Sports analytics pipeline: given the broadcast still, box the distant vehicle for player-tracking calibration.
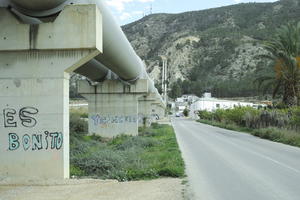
[175,113,181,117]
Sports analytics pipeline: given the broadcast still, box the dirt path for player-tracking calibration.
[0,178,183,200]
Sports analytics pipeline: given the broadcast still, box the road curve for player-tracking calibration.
[172,118,300,200]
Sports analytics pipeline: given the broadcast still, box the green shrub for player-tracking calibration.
[70,165,85,176]
[72,149,126,178]
[70,112,88,136]
[252,128,300,147]
[199,107,296,130]
[199,112,300,148]
[243,110,260,129]
[151,122,163,129]
[70,124,185,181]
[213,109,227,122]
[70,136,92,156]
[290,107,300,130]
[252,128,283,141]
[183,108,189,117]
[115,137,160,151]
[223,107,251,126]
[198,110,213,120]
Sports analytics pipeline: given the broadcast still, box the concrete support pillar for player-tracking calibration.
[78,79,148,138]
[152,102,165,120]
[151,103,165,122]
[0,5,102,180]
[138,94,156,127]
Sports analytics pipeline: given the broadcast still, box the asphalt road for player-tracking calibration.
[172,118,300,200]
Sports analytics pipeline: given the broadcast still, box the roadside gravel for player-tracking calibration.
[0,178,183,200]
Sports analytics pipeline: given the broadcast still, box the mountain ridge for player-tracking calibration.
[122,0,300,98]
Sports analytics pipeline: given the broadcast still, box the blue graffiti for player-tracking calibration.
[91,114,140,126]
[32,134,43,151]
[7,132,63,151]
[50,132,63,150]
[8,133,20,151]
[22,134,31,151]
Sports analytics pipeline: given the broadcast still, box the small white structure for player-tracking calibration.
[176,97,185,103]
[203,93,212,98]
[189,93,254,119]
[178,105,186,112]
[176,94,199,104]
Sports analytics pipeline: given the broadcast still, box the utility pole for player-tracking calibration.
[160,56,168,107]
[164,59,168,106]
[161,58,165,94]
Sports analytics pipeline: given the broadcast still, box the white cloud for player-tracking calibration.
[138,0,154,2]
[119,10,145,21]
[105,0,155,23]
[106,0,133,12]
[106,0,155,12]
[233,0,277,2]
[120,12,132,20]
[132,11,144,15]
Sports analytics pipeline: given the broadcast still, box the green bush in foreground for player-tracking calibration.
[70,123,185,181]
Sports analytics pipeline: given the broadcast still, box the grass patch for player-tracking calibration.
[198,119,300,148]
[70,123,185,181]
[70,107,88,118]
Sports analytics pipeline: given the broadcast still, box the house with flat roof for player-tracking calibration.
[189,93,254,119]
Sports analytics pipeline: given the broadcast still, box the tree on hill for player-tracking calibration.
[257,22,300,107]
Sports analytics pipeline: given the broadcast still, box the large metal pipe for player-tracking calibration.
[0,0,67,17]
[1,0,164,100]
[2,0,142,82]
[75,59,109,82]
[93,0,142,81]
[10,0,66,11]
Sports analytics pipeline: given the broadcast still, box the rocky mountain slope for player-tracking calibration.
[122,0,300,98]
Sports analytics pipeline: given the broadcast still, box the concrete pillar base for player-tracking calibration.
[151,103,166,122]
[0,5,102,180]
[138,94,156,127]
[78,80,148,138]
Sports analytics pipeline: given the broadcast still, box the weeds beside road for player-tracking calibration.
[197,106,300,148]
[69,112,185,181]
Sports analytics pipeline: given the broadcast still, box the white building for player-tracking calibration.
[176,94,199,104]
[176,97,185,103]
[175,94,199,116]
[178,105,186,112]
[189,93,254,119]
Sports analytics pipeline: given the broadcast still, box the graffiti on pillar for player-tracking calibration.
[3,107,38,128]
[2,106,63,151]
[3,109,17,128]
[152,114,160,120]
[91,114,143,128]
[19,107,38,128]
[8,132,63,151]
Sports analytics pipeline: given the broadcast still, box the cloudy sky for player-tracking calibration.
[104,0,278,25]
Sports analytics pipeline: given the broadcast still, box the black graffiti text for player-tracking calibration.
[3,107,38,128]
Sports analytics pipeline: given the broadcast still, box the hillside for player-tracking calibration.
[122,0,300,98]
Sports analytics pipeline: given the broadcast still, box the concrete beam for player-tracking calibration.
[78,79,148,138]
[0,5,102,180]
